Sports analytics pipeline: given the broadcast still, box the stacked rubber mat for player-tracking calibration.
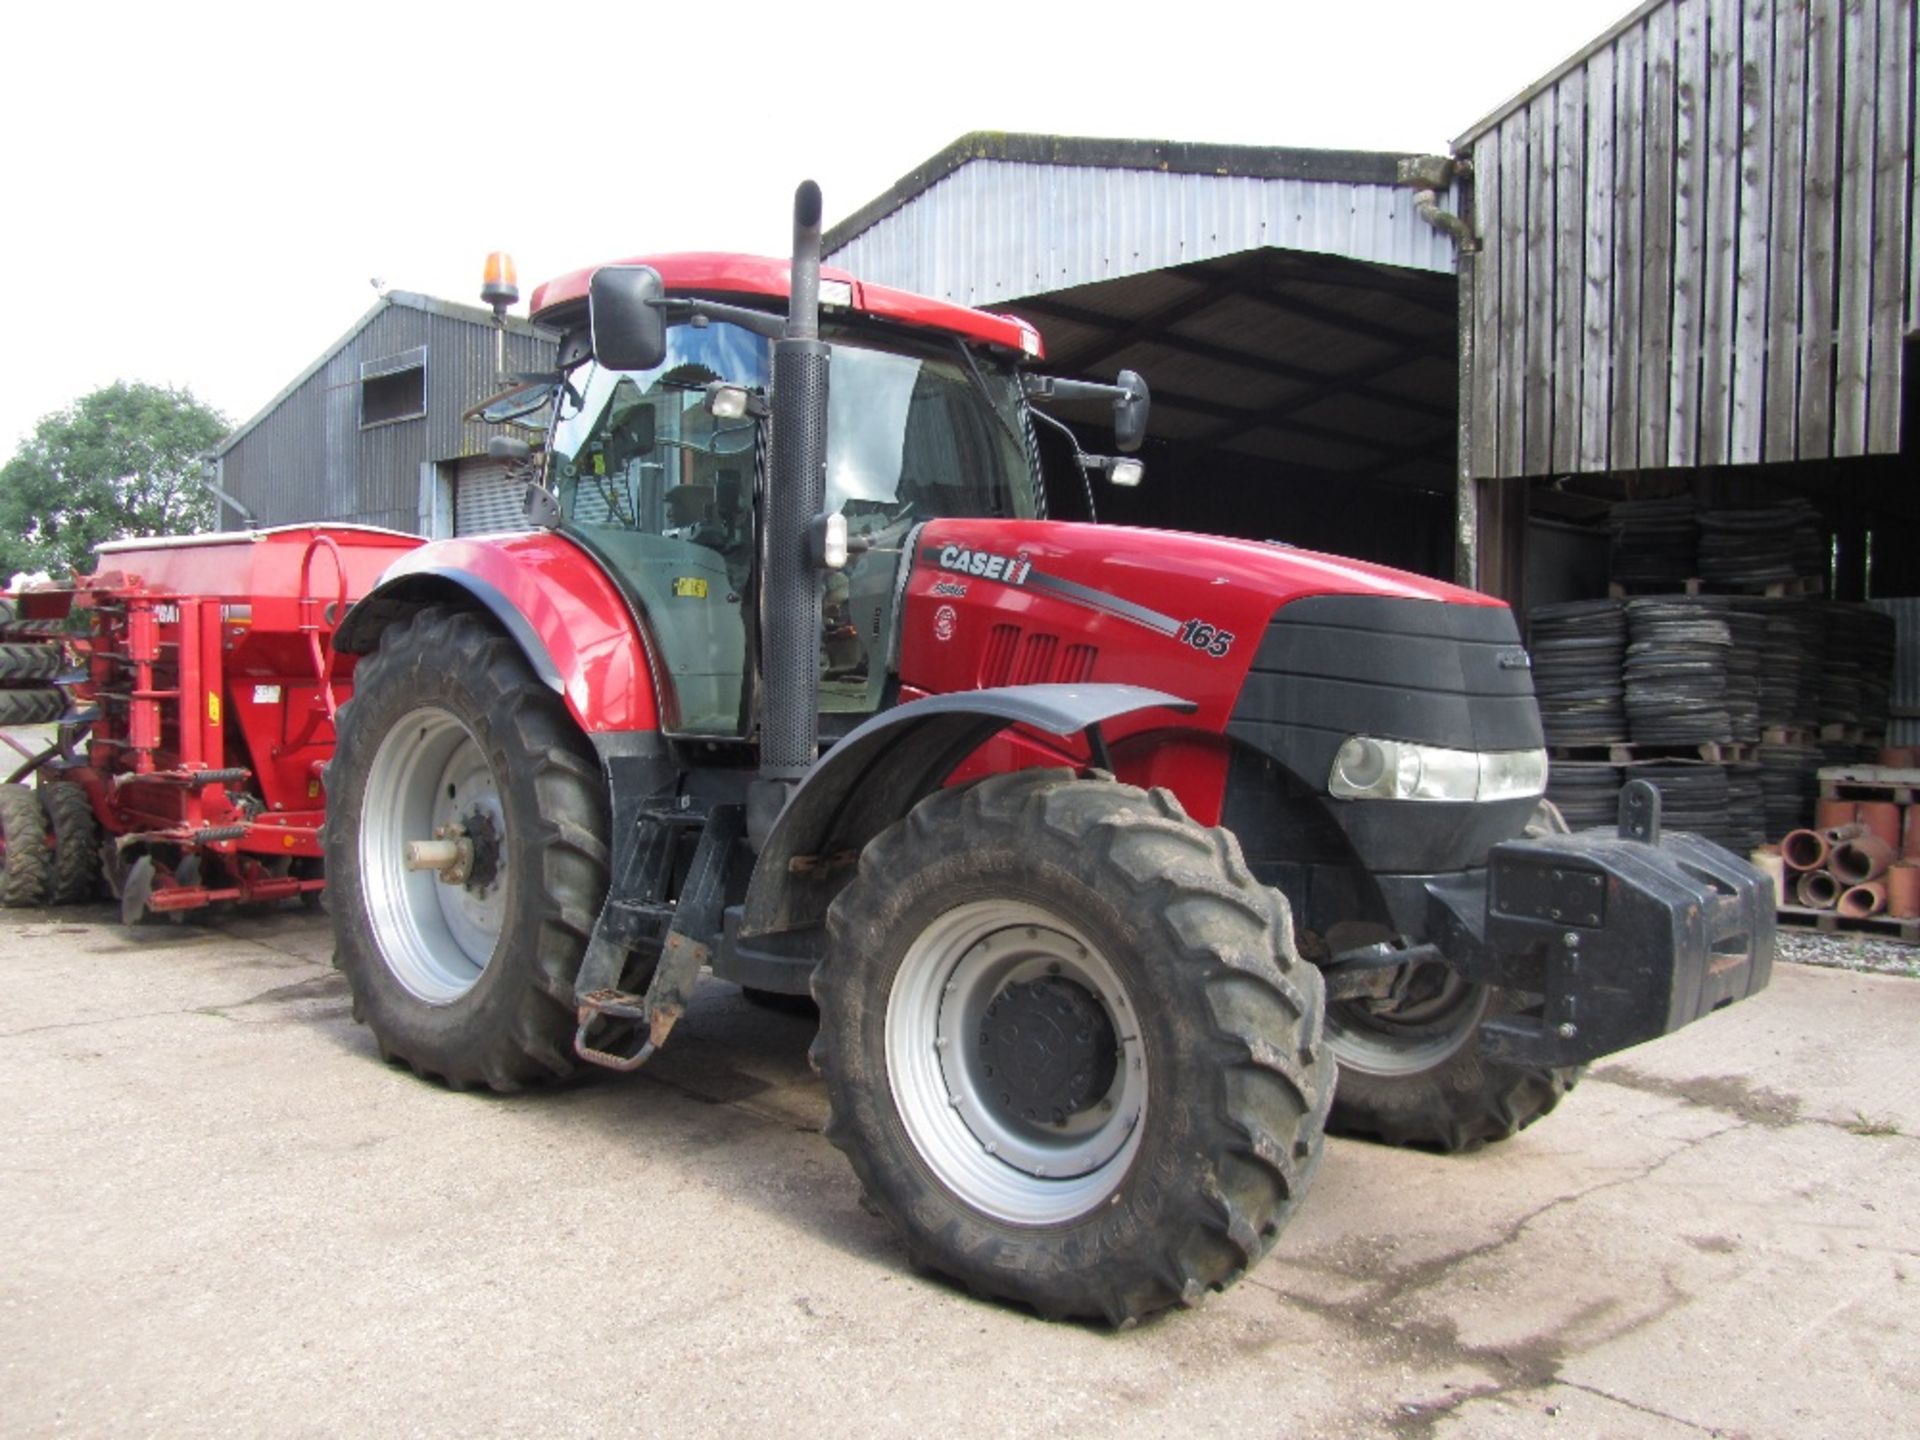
[1757,737,1823,840]
[1609,498,1698,589]
[1725,763,1769,854]
[1696,499,1824,588]
[1634,764,1733,847]
[1527,599,1628,746]
[1623,598,1734,745]
[1530,493,1897,851]
[1543,761,1624,829]
[1820,603,1896,735]
[1756,599,1822,732]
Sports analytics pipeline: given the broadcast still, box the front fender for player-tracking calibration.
[739,683,1195,937]
[334,533,659,733]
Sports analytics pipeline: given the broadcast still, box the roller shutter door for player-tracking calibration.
[453,458,525,536]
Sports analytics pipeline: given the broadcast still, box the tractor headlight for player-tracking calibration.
[1328,737,1547,803]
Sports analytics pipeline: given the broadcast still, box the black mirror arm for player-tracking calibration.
[1023,374,1123,405]
[651,296,789,343]
[1021,369,1150,453]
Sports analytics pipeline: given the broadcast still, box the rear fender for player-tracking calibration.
[739,683,1195,937]
[333,533,659,732]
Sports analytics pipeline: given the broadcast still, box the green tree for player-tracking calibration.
[0,382,229,579]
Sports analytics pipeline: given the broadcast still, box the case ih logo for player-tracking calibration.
[936,545,1031,585]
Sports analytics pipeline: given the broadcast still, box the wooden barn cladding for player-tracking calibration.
[1457,0,1917,480]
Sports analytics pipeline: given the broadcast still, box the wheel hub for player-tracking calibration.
[977,976,1118,1126]
[890,908,1147,1222]
[360,705,508,1006]
[460,806,501,893]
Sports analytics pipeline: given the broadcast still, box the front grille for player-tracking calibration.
[1226,594,1543,875]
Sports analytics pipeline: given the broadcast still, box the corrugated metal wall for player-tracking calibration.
[1460,0,1917,481]
[1871,595,1920,743]
[826,159,1459,305]
[220,298,553,531]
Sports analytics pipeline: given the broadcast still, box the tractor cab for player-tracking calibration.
[510,259,1067,748]
[535,309,1039,734]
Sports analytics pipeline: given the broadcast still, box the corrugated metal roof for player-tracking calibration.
[825,148,1458,307]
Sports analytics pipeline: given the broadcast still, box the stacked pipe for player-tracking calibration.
[1782,804,1920,920]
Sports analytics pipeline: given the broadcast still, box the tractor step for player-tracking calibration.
[573,988,660,1072]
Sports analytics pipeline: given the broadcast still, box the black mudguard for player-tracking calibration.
[736,683,1194,939]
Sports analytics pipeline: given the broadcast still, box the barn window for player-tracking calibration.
[360,347,427,427]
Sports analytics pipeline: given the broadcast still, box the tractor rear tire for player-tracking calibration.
[0,643,62,683]
[0,782,52,907]
[327,607,610,1092]
[0,688,65,727]
[813,768,1333,1325]
[39,782,99,905]
[1326,982,1581,1153]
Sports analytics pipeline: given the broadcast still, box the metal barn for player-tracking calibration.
[211,292,554,538]
[828,0,1917,606]
[825,134,1472,579]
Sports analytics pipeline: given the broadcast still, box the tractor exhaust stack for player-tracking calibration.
[760,181,830,786]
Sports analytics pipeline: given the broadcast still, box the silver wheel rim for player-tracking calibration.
[359,705,508,1005]
[886,899,1146,1226]
[1325,970,1490,1076]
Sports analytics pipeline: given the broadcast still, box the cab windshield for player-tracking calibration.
[547,320,1037,538]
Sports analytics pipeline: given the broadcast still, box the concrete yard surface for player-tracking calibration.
[2,908,1915,1439]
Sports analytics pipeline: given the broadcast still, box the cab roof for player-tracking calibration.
[528,252,1043,360]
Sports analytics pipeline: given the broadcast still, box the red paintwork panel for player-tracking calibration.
[372,531,658,733]
[940,726,1234,826]
[528,252,1042,358]
[901,520,1506,823]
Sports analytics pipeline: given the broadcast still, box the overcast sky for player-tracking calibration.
[0,0,1633,454]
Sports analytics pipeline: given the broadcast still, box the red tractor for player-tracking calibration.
[326,185,1772,1323]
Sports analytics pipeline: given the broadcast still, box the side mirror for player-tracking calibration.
[589,265,667,372]
[1112,369,1150,453]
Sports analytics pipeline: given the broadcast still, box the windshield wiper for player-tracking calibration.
[951,338,1028,463]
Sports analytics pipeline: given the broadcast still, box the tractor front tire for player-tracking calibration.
[327,607,609,1092]
[1326,981,1581,1153]
[813,769,1333,1325]
[0,783,52,907]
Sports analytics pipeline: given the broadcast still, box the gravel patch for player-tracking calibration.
[1775,926,1920,979]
